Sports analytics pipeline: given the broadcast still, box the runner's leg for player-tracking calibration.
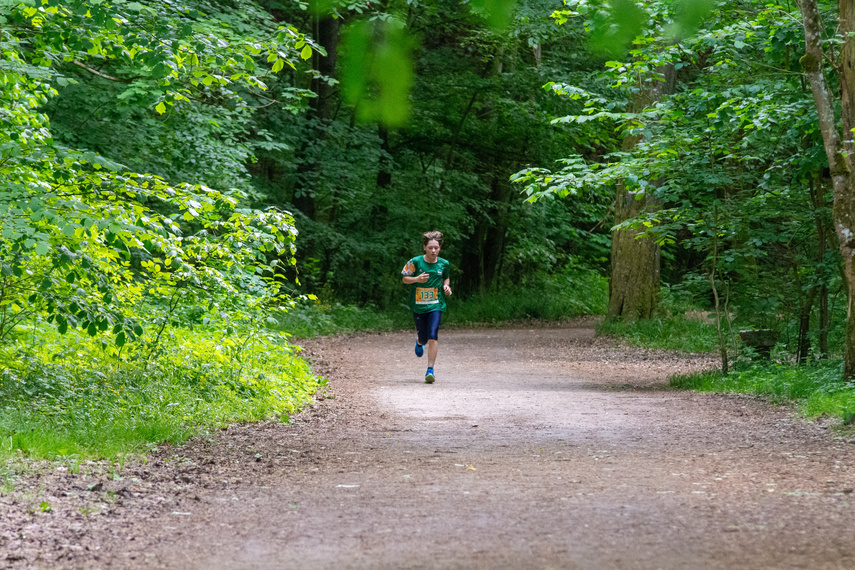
[426,311,442,368]
[414,313,429,347]
[427,340,438,367]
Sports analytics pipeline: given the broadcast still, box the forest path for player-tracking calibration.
[138,323,855,569]
[22,324,855,569]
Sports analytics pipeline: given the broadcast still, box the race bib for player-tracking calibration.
[415,287,439,305]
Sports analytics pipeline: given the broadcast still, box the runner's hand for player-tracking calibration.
[443,284,452,296]
[417,272,429,283]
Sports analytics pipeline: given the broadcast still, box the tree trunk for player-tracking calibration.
[293,15,340,220]
[819,283,830,358]
[608,65,675,321]
[800,0,855,378]
[377,124,392,189]
[311,16,339,122]
[457,167,513,296]
[482,167,512,291]
[797,288,817,363]
[457,47,509,296]
[458,222,487,296]
[809,175,832,358]
[608,190,661,320]
[709,203,728,374]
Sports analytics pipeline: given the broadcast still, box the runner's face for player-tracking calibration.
[423,239,441,261]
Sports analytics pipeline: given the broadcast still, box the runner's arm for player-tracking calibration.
[403,273,429,284]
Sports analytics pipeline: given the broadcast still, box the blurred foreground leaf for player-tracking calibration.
[667,0,715,40]
[469,0,519,30]
[589,0,648,57]
[340,18,415,127]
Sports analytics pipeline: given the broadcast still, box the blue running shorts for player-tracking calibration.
[414,310,442,345]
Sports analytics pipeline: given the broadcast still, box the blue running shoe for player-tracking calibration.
[415,342,424,357]
[425,367,435,384]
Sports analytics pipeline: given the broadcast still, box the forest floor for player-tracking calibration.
[4,320,855,569]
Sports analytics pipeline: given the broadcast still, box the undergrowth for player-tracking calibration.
[276,301,409,337]
[277,268,609,338]
[447,270,607,325]
[0,325,324,460]
[670,361,855,422]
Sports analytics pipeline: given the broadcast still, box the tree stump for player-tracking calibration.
[739,329,780,360]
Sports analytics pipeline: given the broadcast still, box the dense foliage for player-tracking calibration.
[516,0,847,368]
[0,0,326,457]
[5,0,855,455]
[245,0,615,305]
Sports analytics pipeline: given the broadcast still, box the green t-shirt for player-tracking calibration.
[401,255,450,313]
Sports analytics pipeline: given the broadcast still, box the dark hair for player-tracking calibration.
[422,231,444,247]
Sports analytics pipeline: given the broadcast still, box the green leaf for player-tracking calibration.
[589,0,648,57]
[155,102,167,114]
[341,19,415,127]
[667,0,715,40]
[300,44,312,60]
[468,0,518,31]
[115,331,126,347]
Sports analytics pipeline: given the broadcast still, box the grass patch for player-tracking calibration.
[670,361,855,421]
[0,325,325,460]
[597,314,719,353]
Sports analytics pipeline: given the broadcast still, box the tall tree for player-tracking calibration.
[608,65,675,320]
[799,0,855,378]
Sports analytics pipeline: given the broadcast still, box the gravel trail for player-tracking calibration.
[3,323,855,569]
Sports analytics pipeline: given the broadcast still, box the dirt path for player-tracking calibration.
[4,323,855,569]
